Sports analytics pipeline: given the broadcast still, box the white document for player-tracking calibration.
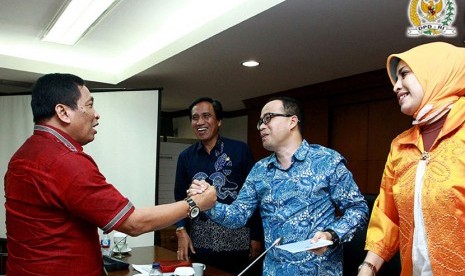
[276,239,333,253]
[132,264,175,276]
[132,264,151,274]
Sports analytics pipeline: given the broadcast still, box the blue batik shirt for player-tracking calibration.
[206,140,368,275]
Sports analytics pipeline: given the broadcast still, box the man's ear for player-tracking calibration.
[289,115,299,130]
[55,104,71,123]
[218,119,222,128]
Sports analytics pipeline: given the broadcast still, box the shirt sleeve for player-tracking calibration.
[365,147,400,261]
[325,153,369,244]
[207,165,260,229]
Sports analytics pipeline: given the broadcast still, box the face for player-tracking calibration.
[67,85,100,145]
[258,100,293,151]
[191,101,221,144]
[393,60,424,116]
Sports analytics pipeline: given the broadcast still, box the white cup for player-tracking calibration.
[192,263,206,276]
[174,266,195,276]
[113,231,128,252]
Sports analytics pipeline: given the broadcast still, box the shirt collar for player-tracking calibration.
[34,124,83,152]
[266,139,308,169]
[195,135,224,153]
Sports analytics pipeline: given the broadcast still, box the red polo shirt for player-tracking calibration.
[5,124,135,275]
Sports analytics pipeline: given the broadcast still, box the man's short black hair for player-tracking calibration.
[265,96,303,133]
[31,73,85,123]
[188,97,224,121]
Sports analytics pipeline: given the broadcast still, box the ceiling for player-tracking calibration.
[1,0,463,112]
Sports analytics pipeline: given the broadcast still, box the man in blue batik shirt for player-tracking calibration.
[174,97,263,275]
[190,96,369,275]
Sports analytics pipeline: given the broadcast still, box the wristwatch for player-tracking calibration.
[324,229,340,247]
[185,197,200,219]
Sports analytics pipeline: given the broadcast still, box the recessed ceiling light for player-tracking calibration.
[242,60,260,67]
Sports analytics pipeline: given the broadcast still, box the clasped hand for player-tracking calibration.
[189,180,216,211]
[187,179,210,197]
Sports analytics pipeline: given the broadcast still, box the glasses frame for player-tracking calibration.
[256,113,293,130]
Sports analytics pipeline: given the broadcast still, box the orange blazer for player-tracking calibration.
[366,97,465,275]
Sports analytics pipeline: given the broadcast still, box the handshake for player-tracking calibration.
[187,180,217,211]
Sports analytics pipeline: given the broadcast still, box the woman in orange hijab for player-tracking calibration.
[358,42,465,276]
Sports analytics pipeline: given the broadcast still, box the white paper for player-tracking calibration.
[132,264,176,276]
[276,239,333,253]
[132,264,151,275]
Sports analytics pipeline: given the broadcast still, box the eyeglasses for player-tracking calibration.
[256,113,293,130]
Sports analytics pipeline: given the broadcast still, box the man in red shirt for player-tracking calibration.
[4,73,217,275]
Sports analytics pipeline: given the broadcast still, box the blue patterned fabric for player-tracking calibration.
[207,140,368,275]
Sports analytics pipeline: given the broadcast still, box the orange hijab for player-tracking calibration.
[386,42,465,125]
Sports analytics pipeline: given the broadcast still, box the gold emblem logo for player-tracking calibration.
[407,0,457,37]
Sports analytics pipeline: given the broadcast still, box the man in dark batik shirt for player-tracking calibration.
[174,97,263,275]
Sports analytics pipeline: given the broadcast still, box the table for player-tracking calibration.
[107,246,234,276]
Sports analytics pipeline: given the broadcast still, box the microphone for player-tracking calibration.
[237,237,282,276]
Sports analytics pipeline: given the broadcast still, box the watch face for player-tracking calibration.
[190,206,200,218]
